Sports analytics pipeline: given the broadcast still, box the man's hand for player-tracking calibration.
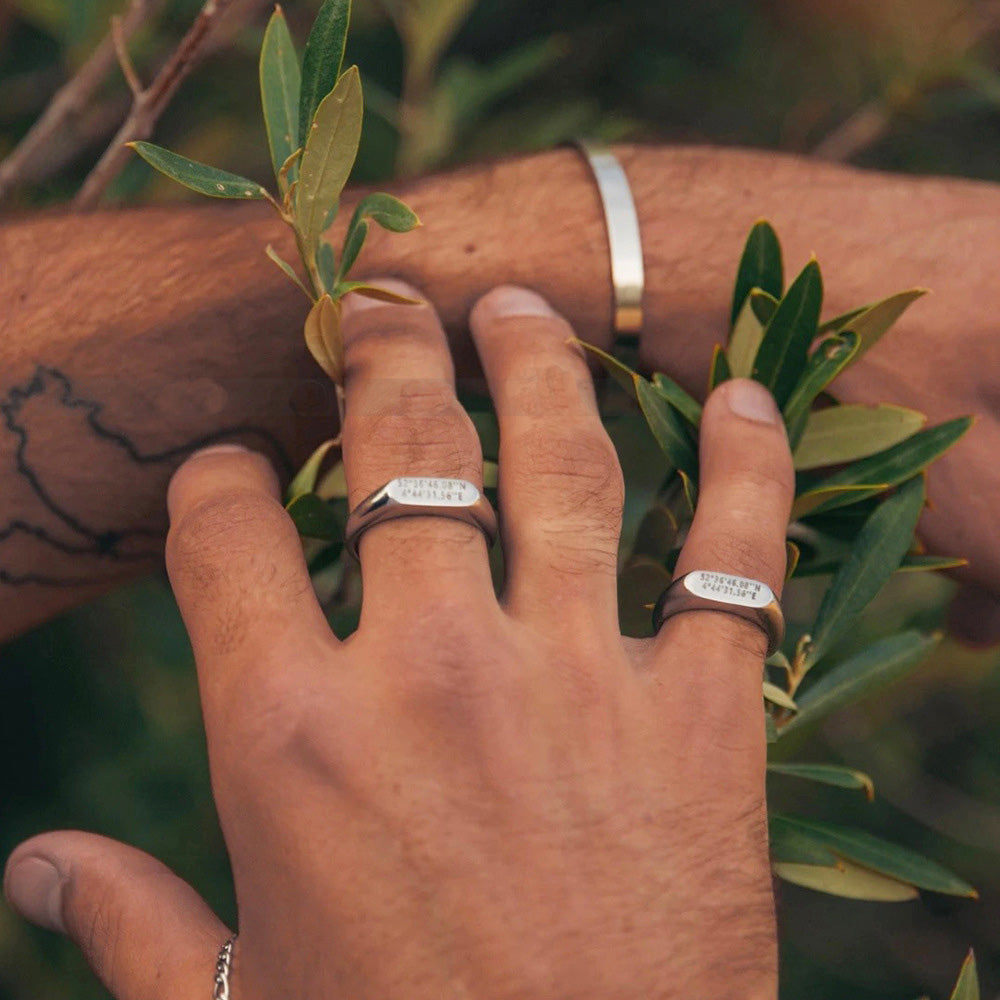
[4,285,792,999]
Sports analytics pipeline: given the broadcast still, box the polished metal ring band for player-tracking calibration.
[574,140,645,347]
[345,477,498,561]
[652,570,785,657]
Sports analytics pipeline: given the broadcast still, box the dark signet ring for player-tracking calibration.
[652,570,785,657]
[344,477,498,561]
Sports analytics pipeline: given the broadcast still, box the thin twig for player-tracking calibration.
[74,0,252,211]
[112,14,145,96]
[0,0,163,202]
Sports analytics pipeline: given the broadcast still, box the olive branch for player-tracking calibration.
[126,2,982,992]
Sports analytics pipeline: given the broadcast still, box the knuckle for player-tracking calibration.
[345,388,480,503]
[167,490,291,584]
[513,424,624,508]
[506,360,594,419]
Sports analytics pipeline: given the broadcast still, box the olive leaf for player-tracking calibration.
[265,244,312,300]
[651,372,702,427]
[708,344,731,391]
[782,331,860,450]
[818,288,928,359]
[781,630,940,736]
[800,417,973,514]
[286,438,339,502]
[752,258,823,408]
[949,951,980,1000]
[767,762,874,800]
[803,475,926,670]
[772,859,919,902]
[127,142,269,199]
[790,483,886,521]
[335,282,423,304]
[336,217,368,282]
[763,681,797,711]
[347,192,421,234]
[298,0,351,147]
[297,65,364,257]
[303,293,343,381]
[770,814,976,898]
[727,289,778,378]
[285,492,342,541]
[316,240,337,294]
[792,404,926,471]
[260,6,302,185]
[731,219,783,326]
[634,377,698,478]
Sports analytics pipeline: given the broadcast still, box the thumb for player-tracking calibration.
[4,830,231,1000]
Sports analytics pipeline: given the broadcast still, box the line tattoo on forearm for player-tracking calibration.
[1,366,290,587]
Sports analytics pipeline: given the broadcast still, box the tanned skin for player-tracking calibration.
[1,144,998,640]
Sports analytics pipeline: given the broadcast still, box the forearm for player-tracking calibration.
[1,144,997,640]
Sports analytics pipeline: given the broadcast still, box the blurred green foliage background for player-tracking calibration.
[2,0,1000,997]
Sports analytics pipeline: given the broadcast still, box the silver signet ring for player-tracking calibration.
[344,477,498,561]
[652,570,785,657]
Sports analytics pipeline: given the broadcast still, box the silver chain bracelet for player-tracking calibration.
[213,935,236,1000]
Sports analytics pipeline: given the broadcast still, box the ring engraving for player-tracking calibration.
[385,477,481,507]
[683,570,775,609]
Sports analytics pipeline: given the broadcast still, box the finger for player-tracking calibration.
[4,831,229,1000]
[339,279,495,620]
[166,444,333,699]
[657,379,793,665]
[469,286,623,632]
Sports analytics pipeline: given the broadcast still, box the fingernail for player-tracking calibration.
[470,286,557,328]
[5,856,66,933]
[184,443,252,462]
[340,278,423,319]
[725,378,781,425]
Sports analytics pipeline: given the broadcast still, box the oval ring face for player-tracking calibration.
[683,570,775,608]
[385,478,481,507]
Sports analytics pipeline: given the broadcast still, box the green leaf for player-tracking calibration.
[727,295,764,381]
[752,259,823,408]
[265,244,312,300]
[575,339,640,397]
[347,191,421,234]
[770,814,977,897]
[336,218,368,282]
[731,220,783,326]
[781,631,939,736]
[804,475,926,669]
[708,344,731,391]
[285,492,341,540]
[782,332,860,450]
[785,539,801,580]
[286,439,339,502]
[767,762,874,799]
[793,404,927,471]
[818,288,927,360]
[260,6,302,185]
[679,469,698,513]
[801,417,973,513]
[298,0,351,147]
[898,553,968,573]
[773,860,919,902]
[316,240,337,295]
[635,377,698,478]
[651,372,702,427]
[765,712,778,744]
[335,281,422,305]
[127,143,268,200]
[297,65,363,256]
[949,951,980,1000]
[762,681,797,711]
[791,483,886,521]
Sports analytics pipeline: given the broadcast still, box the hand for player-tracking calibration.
[4,283,794,1000]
